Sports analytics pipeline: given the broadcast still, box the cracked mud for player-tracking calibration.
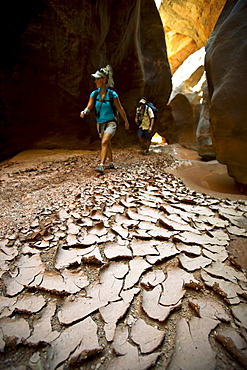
[0,145,247,370]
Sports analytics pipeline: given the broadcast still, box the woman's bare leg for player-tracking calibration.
[100,132,113,164]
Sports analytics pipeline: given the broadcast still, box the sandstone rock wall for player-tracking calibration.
[159,0,227,73]
[0,0,172,161]
[205,0,247,186]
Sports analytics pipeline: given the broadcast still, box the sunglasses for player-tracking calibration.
[99,68,109,77]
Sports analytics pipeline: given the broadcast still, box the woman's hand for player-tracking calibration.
[80,97,94,118]
[125,122,130,130]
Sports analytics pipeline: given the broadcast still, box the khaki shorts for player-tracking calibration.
[97,121,117,139]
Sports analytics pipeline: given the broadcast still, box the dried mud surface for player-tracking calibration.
[0,144,247,370]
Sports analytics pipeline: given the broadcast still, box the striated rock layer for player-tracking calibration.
[205,0,247,187]
[159,0,226,73]
[0,0,171,161]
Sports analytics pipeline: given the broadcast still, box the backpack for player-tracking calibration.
[92,89,119,124]
[146,102,158,122]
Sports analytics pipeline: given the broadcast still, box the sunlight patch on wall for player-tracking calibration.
[155,0,162,9]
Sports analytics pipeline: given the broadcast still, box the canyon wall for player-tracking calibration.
[205,0,247,187]
[0,0,171,160]
[159,0,226,73]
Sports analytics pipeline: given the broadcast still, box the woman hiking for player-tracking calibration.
[80,65,129,174]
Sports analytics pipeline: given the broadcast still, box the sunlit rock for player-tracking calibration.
[159,0,226,72]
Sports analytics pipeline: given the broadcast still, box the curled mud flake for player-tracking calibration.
[111,224,129,239]
[148,228,176,240]
[104,241,132,259]
[130,318,165,353]
[142,284,181,322]
[174,231,228,246]
[179,254,212,272]
[204,260,247,284]
[159,266,201,307]
[66,233,78,246]
[130,239,159,257]
[115,213,139,227]
[138,205,163,220]
[45,317,101,370]
[55,245,84,269]
[109,325,161,370]
[0,241,18,261]
[146,241,179,264]
[88,221,108,237]
[167,316,217,370]
[58,287,106,325]
[14,293,46,314]
[3,254,45,296]
[38,270,65,293]
[81,246,104,264]
[231,303,247,329]
[159,214,200,233]
[91,209,108,222]
[188,297,230,322]
[99,287,139,342]
[67,222,80,235]
[176,242,201,255]
[77,233,100,246]
[104,204,125,215]
[127,209,155,223]
[124,257,151,290]
[34,240,50,249]
[0,317,30,349]
[26,299,60,345]
[202,245,228,262]
[215,327,247,368]
[0,296,17,318]
[62,269,89,292]
[141,269,166,288]
[58,209,70,220]
[201,270,245,304]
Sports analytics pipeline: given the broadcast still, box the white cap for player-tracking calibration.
[91,69,108,79]
[139,98,147,104]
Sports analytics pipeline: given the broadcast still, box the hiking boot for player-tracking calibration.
[95,164,104,173]
[143,149,150,155]
[105,162,115,169]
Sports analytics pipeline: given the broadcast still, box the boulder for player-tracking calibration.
[0,0,172,161]
[205,0,247,187]
[167,48,206,149]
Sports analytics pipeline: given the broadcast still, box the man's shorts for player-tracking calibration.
[97,121,117,139]
[137,127,152,141]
